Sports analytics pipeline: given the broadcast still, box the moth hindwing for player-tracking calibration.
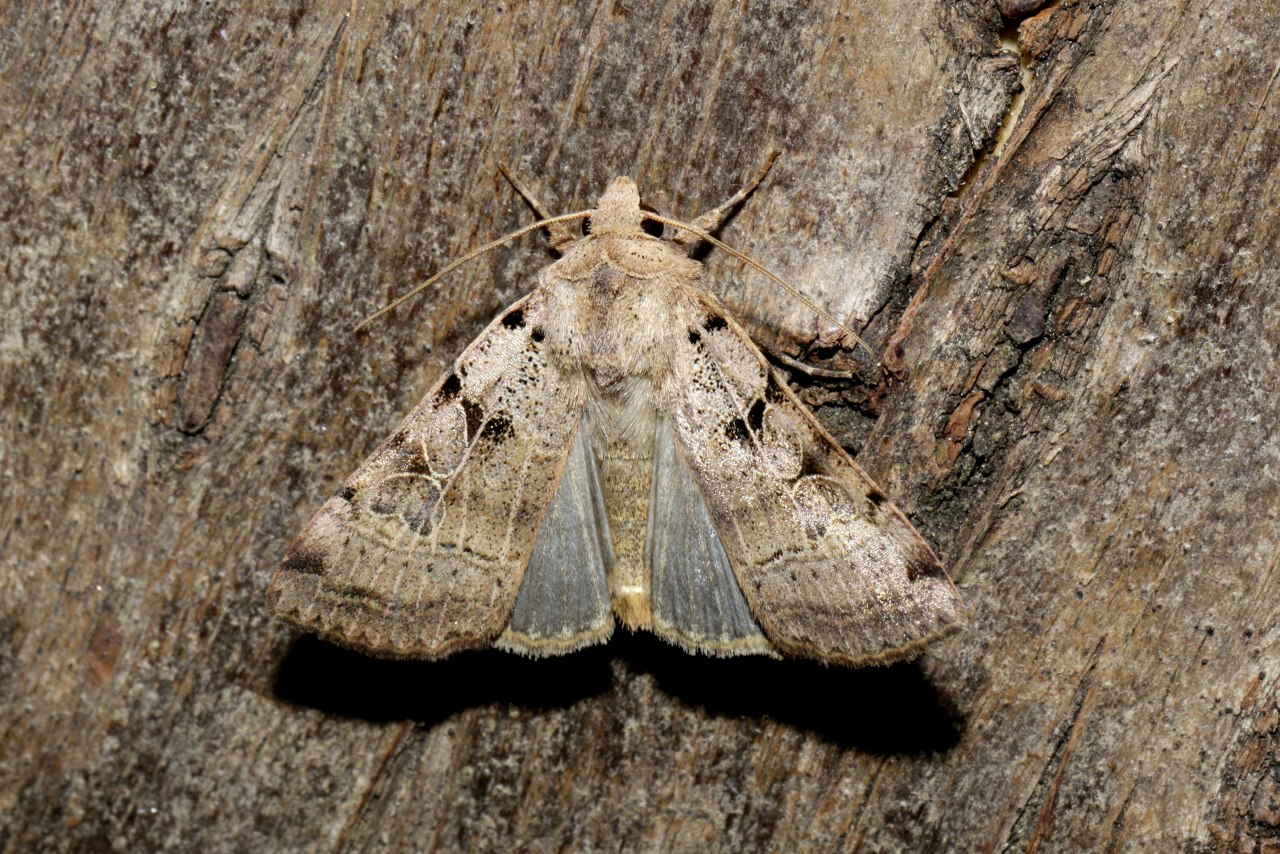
[269,174,963,666]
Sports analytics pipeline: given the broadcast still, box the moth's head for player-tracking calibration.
[588,177,646,237]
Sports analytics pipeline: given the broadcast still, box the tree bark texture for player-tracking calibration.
[3,0,1278,851]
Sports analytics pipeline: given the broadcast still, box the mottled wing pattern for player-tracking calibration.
[269,294,596,659]
[662,299,963,666]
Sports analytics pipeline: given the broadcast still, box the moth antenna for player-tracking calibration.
[643,212,877,361]
[497,163,577,251]
[355,210,592,331]
[680,150,781,239]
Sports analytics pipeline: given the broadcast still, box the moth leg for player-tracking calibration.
[498,162,578,251]
[675,150,781,246]
[768,348,854,380]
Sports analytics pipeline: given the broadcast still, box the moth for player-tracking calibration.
[269,165,963,667]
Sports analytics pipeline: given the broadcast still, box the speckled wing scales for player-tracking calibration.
[268,294,612,659]
[663,302,964,666]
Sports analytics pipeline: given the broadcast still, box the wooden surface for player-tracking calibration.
[3,0,1278,850]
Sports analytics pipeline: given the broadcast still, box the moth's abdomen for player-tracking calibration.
[596,418,655,630]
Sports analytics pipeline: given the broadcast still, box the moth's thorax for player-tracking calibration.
[538,238,701,392]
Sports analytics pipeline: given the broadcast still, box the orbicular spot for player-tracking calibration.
[747,399,766,432]
[480,413,514,443]
[688,328,702,344]
[703,312,727,332]
[905,553,946,582]
[461,398,485,439]
[367,476,441,532]
[867,487,887,508]
[338,485,357,501]
[281,548,326,576]
[531,327,546,343]
[724,417,749,443]
[502,307,526,329]
[765,372,787,404]
[439,373,462,403]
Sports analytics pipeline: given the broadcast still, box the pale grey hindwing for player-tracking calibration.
[498,424,614,653]
[646,416,776,655]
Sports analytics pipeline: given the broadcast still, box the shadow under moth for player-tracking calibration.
[269,163,963,667]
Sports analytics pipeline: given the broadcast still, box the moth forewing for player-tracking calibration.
[268,293,595,659]
[656,296,961,667]
[270,172,963,666]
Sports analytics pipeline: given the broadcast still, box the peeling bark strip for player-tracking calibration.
[3,1,1280,852]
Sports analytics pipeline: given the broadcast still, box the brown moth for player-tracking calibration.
[269,168,963,666]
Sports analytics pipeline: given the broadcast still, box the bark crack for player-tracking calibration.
[1002,636,1106,853]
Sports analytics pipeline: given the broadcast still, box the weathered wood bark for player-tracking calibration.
[3,0,1277,850]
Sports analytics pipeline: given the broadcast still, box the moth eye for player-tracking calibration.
[639,204,664,238]
[580,216,592,236]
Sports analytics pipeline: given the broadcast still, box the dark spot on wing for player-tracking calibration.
[747,399,766,432]
[703,312,727,332]
[405,488,441,533]
[281,548,326,576]
[867,487,887,508]
[480,413,514,443]
[803,515,828,541]
[724,417,749,443]
[461,398,485,439]
[439,373,462,402]
[764,372,788,404]
[385,431,430,475]
[400,447,432,476]
[337,586,381,604]
[798,450,823,477]
[502,307,526,329]
[905,552,946,582]
[338,485,357,501]
[688,328,701,344]
[531,327,545,343]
